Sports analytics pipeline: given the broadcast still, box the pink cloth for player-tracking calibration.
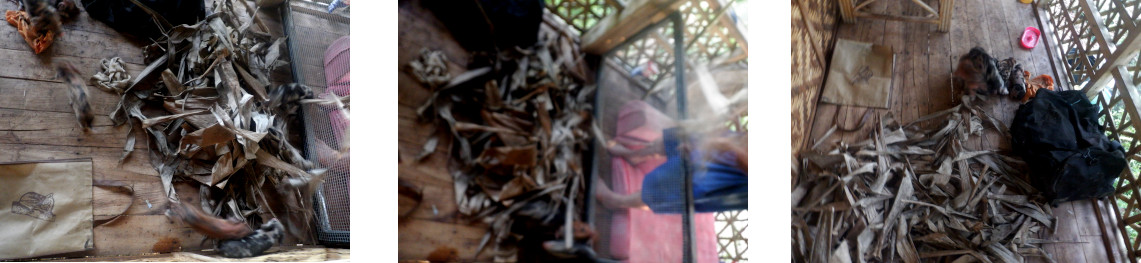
[324,36,350,146]
[607,101,718,263]
[324,36,350,87]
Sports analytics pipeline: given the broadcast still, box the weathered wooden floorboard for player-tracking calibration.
[926,0,953,127]
[397,1,494,261]
[0,48,147,83]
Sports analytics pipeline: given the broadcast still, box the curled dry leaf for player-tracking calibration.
[415,136,439,162]
[410,48,451,87]
[93,57,132,94]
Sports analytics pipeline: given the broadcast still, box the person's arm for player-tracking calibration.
[733,145,747,173]
[702,136,747,173]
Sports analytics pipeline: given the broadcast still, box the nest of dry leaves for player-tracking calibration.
[99,0,343,241]
[794,96,1059,263]
[408,21,595,260]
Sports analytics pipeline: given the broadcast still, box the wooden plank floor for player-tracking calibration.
[804,1,1128,262]
[396,1,494,261]
[0,0,321,259]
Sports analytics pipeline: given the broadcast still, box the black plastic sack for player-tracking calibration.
[80,0,206,40]
[1011,89,1126,205]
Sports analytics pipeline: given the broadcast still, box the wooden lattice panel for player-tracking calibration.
[1131,50,1141,91]
[1108,0,1141,89]
[603,0,747,98]
[1091,0,1137,46]
[545,0,617,34]
[1046,0,1104,88]
[676,0,741,63]
[612,30,677,84]
[714,210,748,262]
[1095,84,1141,256]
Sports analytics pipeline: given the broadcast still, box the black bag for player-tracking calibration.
[81,0,206,40]
[1011,89,1126,205]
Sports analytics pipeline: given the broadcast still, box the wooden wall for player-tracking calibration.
[791,0,840,160]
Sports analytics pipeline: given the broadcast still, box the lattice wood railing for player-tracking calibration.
[715,210,748,262]
[609,0,747,99]
[1042,0,1141,260]
[546,0,619,34]
[546,0,747,99]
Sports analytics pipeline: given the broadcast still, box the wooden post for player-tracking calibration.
[938,0,953,32]
[670,12,698,263]
[581,0,689,54]
[838,0,856,23]
[836,0,954,33]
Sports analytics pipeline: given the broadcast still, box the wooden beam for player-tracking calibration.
[604,0,627,11]
[710,0,747,57]
[1086,20,1141,97]
[1034,4,1074,90]
[1054,1,1098,87]
[1111,66,1141,143]
[581,0,688,54]
[1078,0,1122,95]
[938,0,953,32]
[838,0,856,23]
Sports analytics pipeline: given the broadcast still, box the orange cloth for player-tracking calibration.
[5,10,54,54]
[1021,71,1055,103]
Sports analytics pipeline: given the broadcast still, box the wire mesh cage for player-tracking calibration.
[281,0,351,247]
[588,11,748,262]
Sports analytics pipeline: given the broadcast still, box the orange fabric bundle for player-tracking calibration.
[5,10,54,54]
[1021,71,1055,103]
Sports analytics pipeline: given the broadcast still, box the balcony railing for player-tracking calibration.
[1042,0,1141,259]
[546,0,748,100]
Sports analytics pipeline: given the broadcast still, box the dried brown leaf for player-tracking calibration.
[416,137,439,162]
[142,109,210,128]
[830,240,853,263]
[162,69,186,95]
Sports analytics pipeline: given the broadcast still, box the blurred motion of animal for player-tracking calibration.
[166,202,254,240]
[20,0,72,36]
[56,62,94,131]
[217,218,284,258]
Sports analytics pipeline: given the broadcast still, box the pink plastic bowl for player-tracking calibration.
[1021,27,1041,49]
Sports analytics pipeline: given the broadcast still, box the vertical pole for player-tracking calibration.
[671,12,698,263]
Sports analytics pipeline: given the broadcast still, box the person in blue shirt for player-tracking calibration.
[594,127,747,213]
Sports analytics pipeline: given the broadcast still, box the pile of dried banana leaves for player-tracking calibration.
[410,24,595,260]
[103,0,335,240]
[793,97,1058,263]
